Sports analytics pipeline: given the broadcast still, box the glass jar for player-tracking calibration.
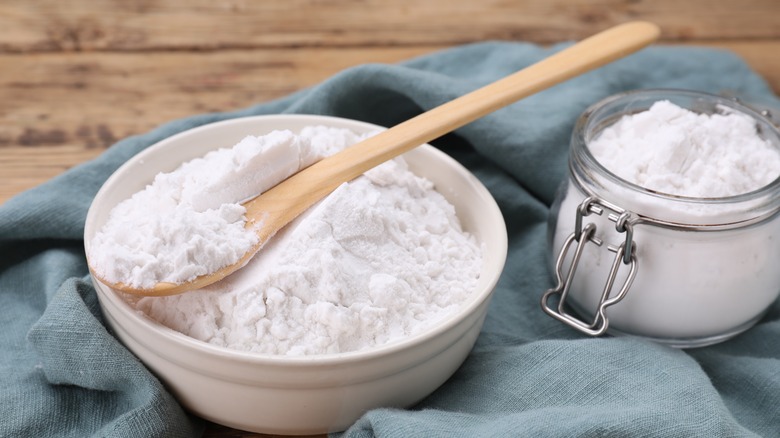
[542,89,780,348]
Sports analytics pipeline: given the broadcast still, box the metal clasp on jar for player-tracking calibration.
[541,196,639,336]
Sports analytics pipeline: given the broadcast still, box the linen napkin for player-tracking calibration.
[1,40,778,437]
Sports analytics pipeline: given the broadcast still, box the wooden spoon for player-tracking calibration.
[99,21,660,296]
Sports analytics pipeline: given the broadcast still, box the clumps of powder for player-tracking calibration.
[89,126,365,289]
[589,100,780,198]
[132,155,482,356]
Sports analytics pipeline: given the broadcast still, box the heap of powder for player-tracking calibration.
[96,125,483,355]
[588,100,780,198]
[89,127,364,289]
[133,156,482,355]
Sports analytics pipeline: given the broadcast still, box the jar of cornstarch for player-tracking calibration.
[542,89,780,348]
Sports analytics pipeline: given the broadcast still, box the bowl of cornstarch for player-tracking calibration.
[84,114,508,434]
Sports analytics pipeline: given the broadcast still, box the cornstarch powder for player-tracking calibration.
[95,126,483,355]
[551,96,780,342]
[589,100,780,197]
[90,127,361,289]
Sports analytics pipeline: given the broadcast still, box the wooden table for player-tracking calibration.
[1,1,777,436]
[2,0,779,206]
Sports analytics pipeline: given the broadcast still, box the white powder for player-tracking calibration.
[95,126,483,355]
[90,127,364,288]
[589,100,780,197]
[551,98,780,343]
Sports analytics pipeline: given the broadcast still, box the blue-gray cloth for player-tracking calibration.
[2,41,778,438]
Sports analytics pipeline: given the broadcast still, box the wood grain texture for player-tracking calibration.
[2,1,779,205]
[0,0,778,52]
[0,1,778,436]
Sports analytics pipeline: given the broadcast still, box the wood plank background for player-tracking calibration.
[1,0,779,206]
[1,1,778,436]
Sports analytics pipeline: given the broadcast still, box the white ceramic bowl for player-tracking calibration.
[85,114,507,435]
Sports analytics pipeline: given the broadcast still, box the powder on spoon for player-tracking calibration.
[89,127,364,289]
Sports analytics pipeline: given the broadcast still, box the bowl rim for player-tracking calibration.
[87,113,508,368]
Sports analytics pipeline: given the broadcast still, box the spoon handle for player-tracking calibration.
[245,21,660,241]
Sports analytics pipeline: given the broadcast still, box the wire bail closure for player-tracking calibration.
[541,196,639,336]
